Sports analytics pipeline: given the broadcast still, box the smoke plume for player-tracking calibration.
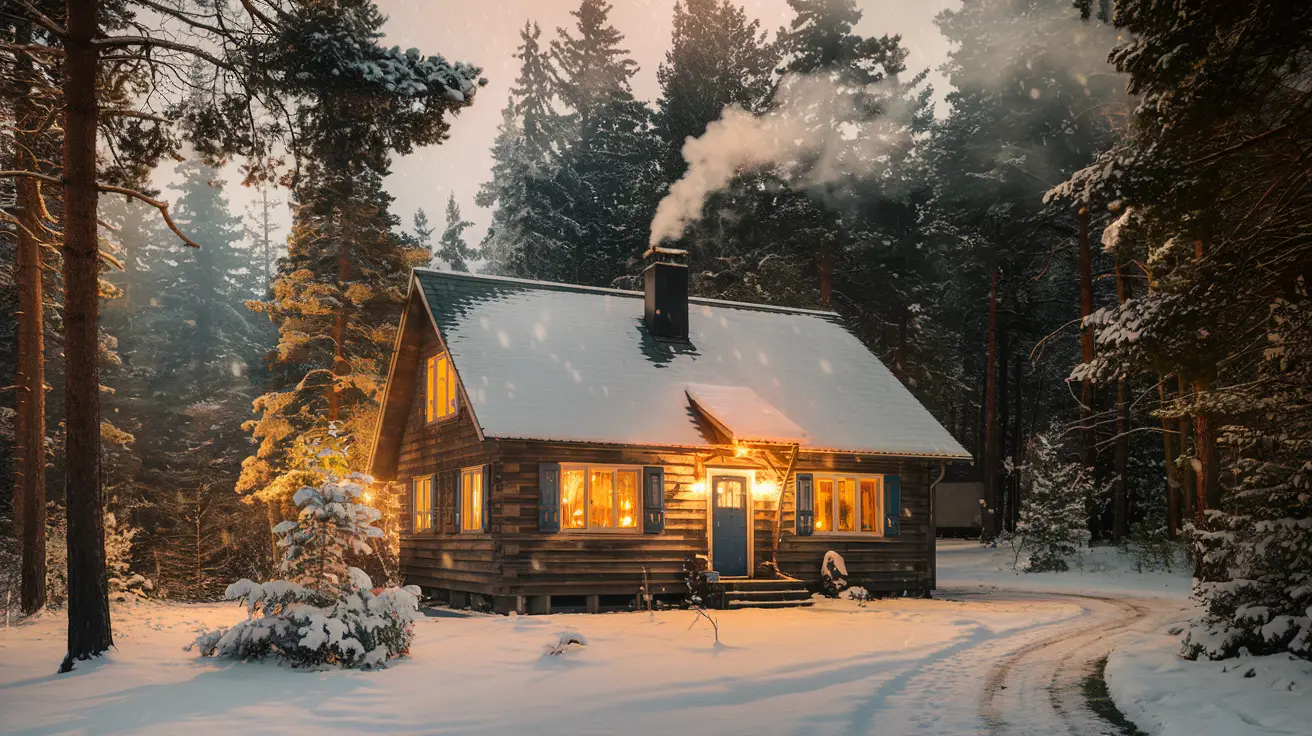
[649,73,916,246]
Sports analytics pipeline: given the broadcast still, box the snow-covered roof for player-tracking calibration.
[409,269,970,459]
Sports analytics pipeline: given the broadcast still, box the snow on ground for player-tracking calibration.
[1,594,1081,735]
[1108,625,1312,736]
[937,538,1192,598]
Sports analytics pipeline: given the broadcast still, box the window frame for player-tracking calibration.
[558,463,643,534]
[459,465,484,534]
[810,473,885,536]
[412,475,434,533]
[425,352,459,424]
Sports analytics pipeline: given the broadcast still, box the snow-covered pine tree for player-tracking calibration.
[478,22,565,278]
[1016,427,1092,572]
[192,429,421,669]
[1056,1,1312,660]
[436,194,475,272]
[524,0,661,286]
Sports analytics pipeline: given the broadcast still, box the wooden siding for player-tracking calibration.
[395,320,499,595]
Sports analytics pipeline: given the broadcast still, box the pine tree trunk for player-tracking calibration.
[997,323,1010,529]
[1078,208,1097,475]
[1193,381,1220,520]
[1112,261,1129,540]
[983,269,999,540]
[1176,375,1194,524]
[60,0,113,671]
[1158,378,1180,539]
[13,26,47,614]
[328,241,351,422]
[819,243,832,308]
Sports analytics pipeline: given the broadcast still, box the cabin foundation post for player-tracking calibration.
[516,595,527,615]
[586,594,600,614]
[529,595,552,615]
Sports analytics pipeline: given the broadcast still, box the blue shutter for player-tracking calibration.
[453,471,462,533]
[481,464,492,533]
[795,473,815,536]
[884,474,902,536]
[538,462,561,532]
[643,466,665,534]
[428,474,437,533]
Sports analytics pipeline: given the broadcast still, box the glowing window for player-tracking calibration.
[810,474,884,535]
[412,476,433,532]
[558,465,642,532]
[461,466,483,532]
[425,353,458,422]
[816,478,834,532]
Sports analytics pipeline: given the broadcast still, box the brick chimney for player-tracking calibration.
[643,246,689,341]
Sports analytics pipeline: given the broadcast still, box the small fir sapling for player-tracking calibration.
[820,550,849,597]
[105,511,152,602]
[191,430,421,668]
[682,555,721,645]
[1015,427,1092,573]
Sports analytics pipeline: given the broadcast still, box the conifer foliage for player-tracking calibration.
[193,430,420,669]
[436,194,476,272]
[1015,428,1093,573]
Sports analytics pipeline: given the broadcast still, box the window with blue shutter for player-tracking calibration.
[643,466,665,533]
[481,463,492,533]
[884,474,902,536]
[453,470,462,533]
[795,473,815,536]
[539,462,561,532]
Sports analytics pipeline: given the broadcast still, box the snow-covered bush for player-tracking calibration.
[105,511,152,602]
[820,550,849,596]
[1015,428,1092,573]
[192,434,421,668]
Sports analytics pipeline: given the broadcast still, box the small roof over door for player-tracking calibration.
[685,383,809,446]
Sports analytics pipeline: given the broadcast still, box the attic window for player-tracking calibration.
[425,353,458,423]
[560,465,641,532]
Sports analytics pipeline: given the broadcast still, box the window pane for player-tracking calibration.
[816,479,834,532]
[414,478,432,532]
[436,357,449,419]
[837,478,856,532]
[590,470,614,528]
[463,469,482,531]
[617,470,640,528]
[861,479,880,532]
[445,358,458,416]
[562,469,586,529]
[425,356,437,422]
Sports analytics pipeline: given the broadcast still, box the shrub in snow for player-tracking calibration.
[105,511,153,602]
[192,437,421,668]
[543,630,587,657]
[1015,428,1092,573]
[820,550,849,597]
[842,586,872,606]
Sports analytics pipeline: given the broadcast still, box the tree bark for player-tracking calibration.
[1112,261,1129,540]
[997,322,1010,528]
[1177,374,1194,524]
[60,0,113,671]
[819,242,832,308]
[13,24,48,614]
[328,237,351,421]
[1158,378,1180,539]
[1078,208,1097,475]
[983,269,999,540]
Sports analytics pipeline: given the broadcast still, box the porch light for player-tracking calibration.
[755,479,779,500]
[734,444,748,457]
[690,481,706,496]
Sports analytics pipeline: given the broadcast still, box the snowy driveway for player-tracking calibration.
[0,587,1188,736]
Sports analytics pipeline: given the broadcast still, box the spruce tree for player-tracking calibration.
[436,194,476,272]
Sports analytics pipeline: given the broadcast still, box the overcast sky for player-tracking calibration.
[191,0,959,255]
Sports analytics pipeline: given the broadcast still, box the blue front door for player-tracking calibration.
[712,475,748,576]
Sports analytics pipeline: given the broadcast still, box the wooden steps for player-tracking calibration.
[718,577,814,610]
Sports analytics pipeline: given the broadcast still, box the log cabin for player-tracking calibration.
[368,248,970,614]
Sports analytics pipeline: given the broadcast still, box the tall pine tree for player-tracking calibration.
[436,194,475,272]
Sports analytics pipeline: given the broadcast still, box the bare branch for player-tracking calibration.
[0,170,201,249]
[130,0,227,36]
[92,35,234,72]
[0,41,63,57]
[102,109,170,124]
[14,0,67,37]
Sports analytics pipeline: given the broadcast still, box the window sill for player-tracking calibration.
[556,529,644,536]
[803,532,889,540]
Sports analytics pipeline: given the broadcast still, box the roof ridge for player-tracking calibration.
[412,268,840,318]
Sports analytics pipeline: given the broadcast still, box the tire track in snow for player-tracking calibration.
[980,593,1152,736]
